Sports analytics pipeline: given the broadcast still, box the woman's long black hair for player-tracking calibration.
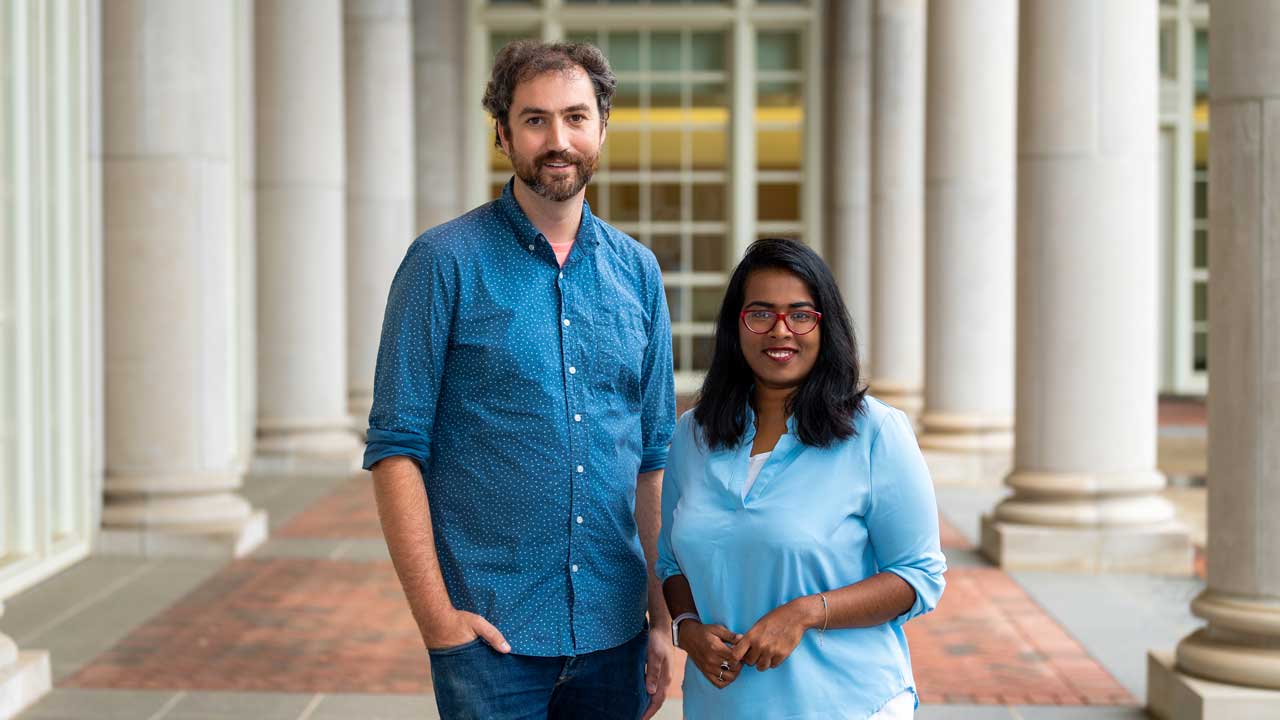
[692,238,867,450]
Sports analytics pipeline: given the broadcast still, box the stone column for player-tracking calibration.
[255,0,361,469]
[414,0,466,230]
[0,603,50,720]
[0,6,61,701]
[1148,2,1280,716]
[100,0,267,556]
[979,0,1190,573]
[869,0,925,420]
[345,0,415,427]
[917,0,1016,482]
[824,0,872,348]
[236,0,258,471]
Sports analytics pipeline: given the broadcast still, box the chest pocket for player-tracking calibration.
[590,300,647,394]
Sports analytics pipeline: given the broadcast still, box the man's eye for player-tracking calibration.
[569,114,586,123]
[526,117,544,126]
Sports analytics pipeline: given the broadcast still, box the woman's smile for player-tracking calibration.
[763,347,799,362]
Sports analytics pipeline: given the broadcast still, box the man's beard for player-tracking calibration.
[510,146,599,202]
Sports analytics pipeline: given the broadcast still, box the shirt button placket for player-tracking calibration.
[563,286,584,602]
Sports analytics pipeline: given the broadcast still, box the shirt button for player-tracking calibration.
[569,366,576,375]
[528,244,534,251]
[563,319,570,327]
[574,414,582,422]
[576,465,584,473]
[571,564,579,573]
[576,516,584,524]
[559,272,564,279]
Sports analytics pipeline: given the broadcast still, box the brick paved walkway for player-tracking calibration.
[4,399,1206,719]
[60,474,1136,712]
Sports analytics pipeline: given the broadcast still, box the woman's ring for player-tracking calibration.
[718,660,730,681]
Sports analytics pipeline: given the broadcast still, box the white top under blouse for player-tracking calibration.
[742,451,772,499]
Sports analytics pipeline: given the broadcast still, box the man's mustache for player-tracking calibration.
[536,151,585,167]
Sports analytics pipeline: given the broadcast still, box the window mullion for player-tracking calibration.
[728,10,755,265]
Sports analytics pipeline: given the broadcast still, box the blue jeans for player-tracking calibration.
[428,630,650,720]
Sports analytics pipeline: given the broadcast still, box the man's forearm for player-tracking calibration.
[635,469,672,627]
[371,456,456,644]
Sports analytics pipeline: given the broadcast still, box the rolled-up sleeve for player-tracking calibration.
[363,240,455,472]
[637,255,676,473]
[865,409,947,624]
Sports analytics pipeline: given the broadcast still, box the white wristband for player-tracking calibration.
[671,612,700,648]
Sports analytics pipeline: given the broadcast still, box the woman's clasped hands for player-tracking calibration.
[683,595,821,689]
[678,620,743,689]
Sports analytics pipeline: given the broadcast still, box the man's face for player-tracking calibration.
[500,68,605,202]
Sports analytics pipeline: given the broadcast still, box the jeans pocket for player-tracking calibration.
[427,637,486,657]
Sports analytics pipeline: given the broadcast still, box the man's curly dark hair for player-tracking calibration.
[482,40,617,149]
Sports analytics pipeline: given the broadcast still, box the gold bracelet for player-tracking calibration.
[817,591,829,647]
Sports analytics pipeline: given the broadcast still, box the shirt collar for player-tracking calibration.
[496,177,601,252]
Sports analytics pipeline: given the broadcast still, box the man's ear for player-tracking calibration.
[496,120,512,156]
[599,120,607,147]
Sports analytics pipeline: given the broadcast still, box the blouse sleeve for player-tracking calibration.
[655,415,689,582]
[865,408,948,624]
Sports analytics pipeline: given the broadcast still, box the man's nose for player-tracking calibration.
[546,119,570,151]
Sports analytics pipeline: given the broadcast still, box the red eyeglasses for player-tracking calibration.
[739,309,823,335]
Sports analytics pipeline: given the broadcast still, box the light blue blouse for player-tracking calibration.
[656,397,947,719]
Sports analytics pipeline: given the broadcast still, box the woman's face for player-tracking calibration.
[738,268,821,392]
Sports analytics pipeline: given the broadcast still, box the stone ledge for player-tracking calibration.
[1148,649,1280,719]
[0,651,50,720]
[97,509,268,558]
[980,515,1193,574]
[249,449,364,478]
[922,448,1013,487]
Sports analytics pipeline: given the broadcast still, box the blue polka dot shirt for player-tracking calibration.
[364,178,677,657]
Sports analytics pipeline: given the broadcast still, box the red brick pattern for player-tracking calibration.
[907,568,1135,706]
[65,559,431,694]
[65,460,1133,708]
[277,475,383,539]
[65,561,1132,708]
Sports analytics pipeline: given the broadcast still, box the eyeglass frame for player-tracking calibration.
[738,308,824,336]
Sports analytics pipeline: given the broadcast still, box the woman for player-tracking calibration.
[656,238,946,719]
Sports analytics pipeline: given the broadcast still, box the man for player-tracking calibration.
[364,40,676,719]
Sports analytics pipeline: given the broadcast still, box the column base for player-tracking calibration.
[980,514,1193,574]
[253,428,364,476]
[97,509,268,558]
[250,449,363,477]
[1148,649,1280,720]
[348,413,369,439]
[917,411,1014,452]
[869,385,923,426]
[0,651,51,720]
[348,391,372,433]
[918,430,1014,453]
[922,448,1013,486]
